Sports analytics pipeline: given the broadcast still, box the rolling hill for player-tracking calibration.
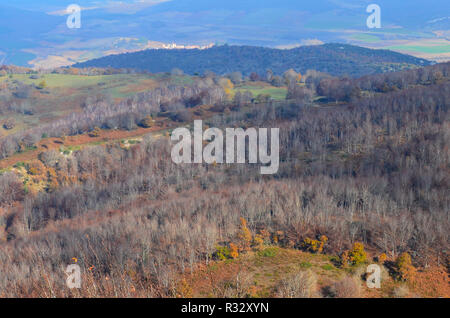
[74,43,431,77]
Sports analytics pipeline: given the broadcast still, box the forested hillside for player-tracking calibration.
[0,61,448,297]
[74,44,431,77]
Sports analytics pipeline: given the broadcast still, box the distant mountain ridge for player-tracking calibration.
[1,1,448,67]
[73,43,431,77]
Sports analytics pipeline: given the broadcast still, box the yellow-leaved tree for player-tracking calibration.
[340,242,367,267]
[395,252,416,281]
[219,78,234,98]
[349,242,367,265]
[237,217,252,252]
[229,243,239,259]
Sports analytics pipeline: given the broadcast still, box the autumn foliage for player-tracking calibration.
[395,252,416,281]
[252,234,264,251]
[349,243,367,265]
[88,127,101,137]
[302,235,328,254]
[377,253,387,264]
[237,217,252,252]
[229,243,239,259]
[340,242,367,266]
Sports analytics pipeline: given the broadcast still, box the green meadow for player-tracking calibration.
[386,45,450,54]
[233,84,287,101]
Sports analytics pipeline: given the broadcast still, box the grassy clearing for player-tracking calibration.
[186,246,354,297]
[233,83,287,101]
[1,73,159,98]
[0,73,160,134]
[182,245,449,298]
[0,73,201,101]
[1,74,114,88]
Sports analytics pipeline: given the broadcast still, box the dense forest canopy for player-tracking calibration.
[74,44,431,77]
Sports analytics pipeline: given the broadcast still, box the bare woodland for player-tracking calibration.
[0,62,448,297]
